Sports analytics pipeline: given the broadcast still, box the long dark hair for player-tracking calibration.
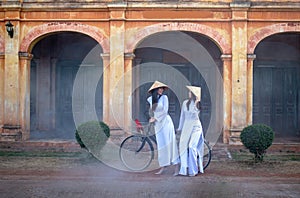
[151,88,162,111]
[186,92,201,111]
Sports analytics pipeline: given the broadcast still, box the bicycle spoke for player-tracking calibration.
[119,135,154,171]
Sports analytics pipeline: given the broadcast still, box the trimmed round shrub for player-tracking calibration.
[240,124,274,162]
[75,121,110,151]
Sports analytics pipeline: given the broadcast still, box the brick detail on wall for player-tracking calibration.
[126,22,230,54]
[20,22,109,53]
[248,22,300,53]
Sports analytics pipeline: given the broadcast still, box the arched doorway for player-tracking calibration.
[253,32,300,140]
[30,32,103,140]
[132,31,223,135]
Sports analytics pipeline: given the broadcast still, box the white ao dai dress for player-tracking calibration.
[147,95,179,167]
[177,100,204,176]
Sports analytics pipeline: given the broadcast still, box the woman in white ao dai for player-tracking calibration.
[177,86,204,176]
[147,81,179,175]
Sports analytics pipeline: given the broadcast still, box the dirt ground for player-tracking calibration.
[0,149,299,198]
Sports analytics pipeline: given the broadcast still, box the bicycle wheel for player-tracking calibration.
[203,140,212,170]
[119,135,154,171]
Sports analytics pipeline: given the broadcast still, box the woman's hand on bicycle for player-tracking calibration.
[149,117,156,123]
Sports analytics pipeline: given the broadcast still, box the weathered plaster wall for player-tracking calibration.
[0,0,299,143]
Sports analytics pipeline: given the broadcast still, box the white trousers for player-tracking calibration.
[179,126,204,175]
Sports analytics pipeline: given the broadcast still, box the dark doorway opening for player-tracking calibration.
[132,31,222,136]
[253,33,300,141]
[30,32,103,140]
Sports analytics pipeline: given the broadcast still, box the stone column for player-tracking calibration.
[132,58,142,120]
[247,54,256,126]
[19,52,33,140]
[229,2,251,144]
[0,53,4,129]
[100,53,110,125]
[124,53,135,132]
[108,2,126,130]
[221,54,232,144]
[2,8,21,141]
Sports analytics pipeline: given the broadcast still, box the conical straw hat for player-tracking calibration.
[148,81,168,93]
[186,85,201,101]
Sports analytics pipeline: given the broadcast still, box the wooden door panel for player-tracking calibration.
[72,65,103,125]
[253,66,272,126]
[272,68,284,135]
[56,61,79,133]
[284,67,298,135]
[254,64,299,137]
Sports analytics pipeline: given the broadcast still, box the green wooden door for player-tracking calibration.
[56,61,79,136]
[30,32,102,140]
[56,61,103,138]
[253,64,300,137]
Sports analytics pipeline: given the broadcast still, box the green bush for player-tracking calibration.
[75,121,110,151]
[240,124,274,162]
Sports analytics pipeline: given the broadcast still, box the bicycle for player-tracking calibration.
[119,119,212,171]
